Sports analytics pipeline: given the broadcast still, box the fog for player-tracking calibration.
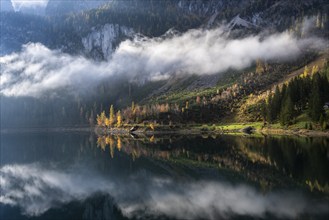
[0,27,326,97]
[1,163,328,219]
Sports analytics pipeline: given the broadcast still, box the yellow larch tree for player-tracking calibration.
[116,110,122,127]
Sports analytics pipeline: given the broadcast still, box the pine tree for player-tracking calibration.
[280,95,294,126]
[272,86,282,120]
[260,100,267,123]
[266,94,273,123]
[309,74,324,122]
[319,114,325,131]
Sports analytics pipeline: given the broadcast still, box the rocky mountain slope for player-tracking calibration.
[2,0,328,56]
[1,0,329,128]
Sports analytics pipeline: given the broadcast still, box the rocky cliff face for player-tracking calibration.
[82,24,134,60]
[1,0,328,58]
[46,0,108,15]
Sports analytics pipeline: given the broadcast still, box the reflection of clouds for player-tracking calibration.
[0,164,114,216]
[125,182,307,219]
[0,164,328,219]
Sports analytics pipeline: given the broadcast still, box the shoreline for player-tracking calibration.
[95,124,329,137]
[1,125,328,137]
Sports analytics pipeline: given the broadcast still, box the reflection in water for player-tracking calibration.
[1,163,328,219]
[0,132,329,219]
[97,135,329,193]
[0,164,113,216]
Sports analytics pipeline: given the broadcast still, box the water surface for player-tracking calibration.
[1,132,328,219]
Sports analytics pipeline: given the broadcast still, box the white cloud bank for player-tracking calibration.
[0,43,113,97]
[10,0,48,11]
[0,27,326,97]
[1,163,328,219]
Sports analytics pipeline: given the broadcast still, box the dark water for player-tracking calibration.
[1,132,329,220]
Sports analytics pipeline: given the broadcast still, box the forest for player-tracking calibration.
[263,65,329,128]
[95,62,329,131]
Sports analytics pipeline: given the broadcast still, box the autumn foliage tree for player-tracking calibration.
[116,110,122,127]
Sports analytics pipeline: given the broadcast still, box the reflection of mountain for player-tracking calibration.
[1,132,329,219]
[3,162,328,220]
[96,134,329,193]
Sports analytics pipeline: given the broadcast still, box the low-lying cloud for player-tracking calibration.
[1,163,328,219]
[0,43,113,97]
[0,27,326,97]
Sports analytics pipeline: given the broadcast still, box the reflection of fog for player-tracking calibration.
[1,163,328,219]
[0,164,114,216]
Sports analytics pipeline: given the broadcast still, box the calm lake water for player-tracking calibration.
[1,131,329,220]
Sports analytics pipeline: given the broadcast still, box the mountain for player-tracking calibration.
[2,0,328,56]
[45,0,109,15]
[1,0,329,128]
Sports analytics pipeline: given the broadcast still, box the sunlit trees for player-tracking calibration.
[117,137,122,151]
[96,111,106,126]
[116,110,122,127]
[262,66,329,126]
[105,117,110,128]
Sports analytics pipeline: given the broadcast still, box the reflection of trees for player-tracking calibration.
[234,136,329,194]
[93,136,276,191]
[306,179,329,193]
[94,135,329,194]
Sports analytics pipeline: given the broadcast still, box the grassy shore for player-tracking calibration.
[95,121,329,137]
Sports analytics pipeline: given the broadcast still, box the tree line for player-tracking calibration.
[261,64,329,128]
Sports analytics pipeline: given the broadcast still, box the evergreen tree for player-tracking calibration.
[280,95,294,126]
[308,74,324,122]
[319,74,329,102]
[266,94,273,123]
[272,86,282,120]
[319,114,326,130]
[260,100,267,123]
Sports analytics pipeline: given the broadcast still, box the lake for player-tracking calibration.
[1,131,329,220]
